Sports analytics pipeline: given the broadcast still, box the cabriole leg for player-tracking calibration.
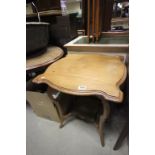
[98,97,110,146]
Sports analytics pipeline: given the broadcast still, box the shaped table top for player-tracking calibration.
[33,53,127,102]
[26,46,64,71]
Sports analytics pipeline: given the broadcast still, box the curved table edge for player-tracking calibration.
[26,48,64,71]
[33,76,124,103]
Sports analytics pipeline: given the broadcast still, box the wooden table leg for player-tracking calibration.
[47,88,74,128]
[113,122,129,150]
[47,89,65,128]
[53,100,65,128]
[48,87,111,146]
[54,99,75,128]
[98,96,110,146]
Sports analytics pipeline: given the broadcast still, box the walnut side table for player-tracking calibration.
[33,53,127,146]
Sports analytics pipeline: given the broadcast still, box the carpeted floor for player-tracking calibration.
[26,103,128,155]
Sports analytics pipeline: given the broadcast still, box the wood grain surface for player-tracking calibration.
[33,53,127,102]
[26,46,64,71]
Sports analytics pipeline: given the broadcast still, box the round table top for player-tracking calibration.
[33,53,127,102]
[26,46,64,71]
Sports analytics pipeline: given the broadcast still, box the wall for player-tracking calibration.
[26,3,33,14]
[66,1,81,15]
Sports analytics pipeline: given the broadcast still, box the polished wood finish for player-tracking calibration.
[86,0,103,42]
[95,0,99,41]
[33,53,127,102]
[26,46,64,71]
[33,53,127,146]
[87,0,90,43]
[92,0,95,42]
[85,0,115,41]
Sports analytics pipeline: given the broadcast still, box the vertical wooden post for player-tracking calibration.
[99,0,103,35]
[95,0,99,41]
[87,0,90,43]
[92,0,95,42]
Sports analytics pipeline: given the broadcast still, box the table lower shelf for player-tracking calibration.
[48,89,110,146]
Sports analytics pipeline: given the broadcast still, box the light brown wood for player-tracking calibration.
[26,46,64,71]
[86,0,103,42]
[33,53,127,147]
[33,53,127,102]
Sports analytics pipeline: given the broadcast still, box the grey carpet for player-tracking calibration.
[26,104,128,155]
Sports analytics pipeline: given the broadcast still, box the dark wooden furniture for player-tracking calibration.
[83,0,114,37]
[33,53,127,146]
[114,73,129,150]
[113,122,129,150]
[102,0,114,31]
[86,0,103,42]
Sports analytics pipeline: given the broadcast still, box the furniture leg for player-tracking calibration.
[54,101,65,128]
[53,98,76,128]
[98,97,110,146]
[47,88,65,128]
[113,122,129,150]
[47,88,76,128]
